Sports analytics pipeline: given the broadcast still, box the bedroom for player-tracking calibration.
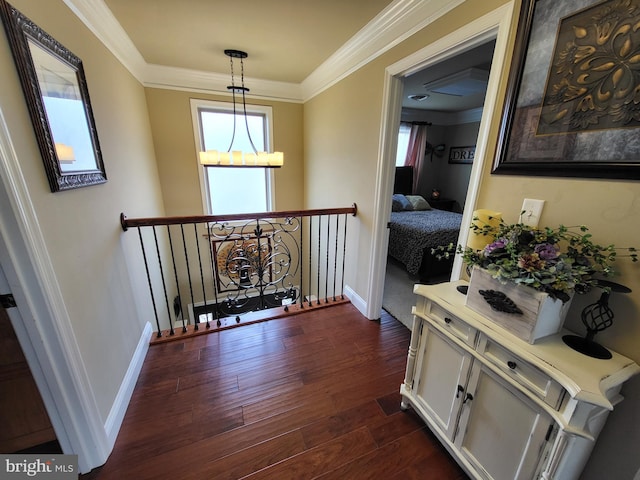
[383,40,494,329]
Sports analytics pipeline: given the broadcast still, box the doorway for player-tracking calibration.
[0,293,59,453]
[365,3,515,321]
[382,40,496,329]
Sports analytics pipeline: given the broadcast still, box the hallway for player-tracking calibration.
[81,303,467,479]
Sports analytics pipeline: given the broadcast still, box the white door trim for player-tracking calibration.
[0,107,110,473]
[366,2,516,319]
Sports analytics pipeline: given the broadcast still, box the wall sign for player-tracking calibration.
[449,146,475,164]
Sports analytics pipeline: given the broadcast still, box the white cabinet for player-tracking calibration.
[412,325,472,439]
[408,323,551,479]
[401,282,640,480]
[456,362,551,480]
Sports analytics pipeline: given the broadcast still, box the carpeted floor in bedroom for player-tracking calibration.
[382,257,450,330]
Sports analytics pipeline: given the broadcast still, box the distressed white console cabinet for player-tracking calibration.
[400,281,640,480]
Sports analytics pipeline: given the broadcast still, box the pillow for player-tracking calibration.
[406,195,432,211]
[391,193,413,212]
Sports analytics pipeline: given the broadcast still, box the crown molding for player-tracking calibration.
[401,106,483,126]
[300,0,466,101]
[455,107,484,124]
[142,64,303,102]
[62,0,147,80]
[64,0,466,103]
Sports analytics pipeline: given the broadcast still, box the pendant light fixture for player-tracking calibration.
[199,49,283,167]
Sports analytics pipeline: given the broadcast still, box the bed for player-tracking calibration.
[387,167,463,280]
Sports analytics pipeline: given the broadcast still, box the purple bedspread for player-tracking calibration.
[388,209,462,275]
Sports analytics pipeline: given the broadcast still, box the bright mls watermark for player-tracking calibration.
[1,455,77,479]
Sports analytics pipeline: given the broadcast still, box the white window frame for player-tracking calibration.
[190,98,276,215]
[396,122,412,166]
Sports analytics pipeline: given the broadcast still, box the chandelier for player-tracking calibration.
[199,49,283,167]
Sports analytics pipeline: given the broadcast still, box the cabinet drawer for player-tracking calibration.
[427,302,477,347]
[478,335,564,409]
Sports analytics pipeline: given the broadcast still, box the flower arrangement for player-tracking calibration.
[434,215,637,302]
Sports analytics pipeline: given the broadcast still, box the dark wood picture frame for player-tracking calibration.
[0,0,106,192]
[493,0,640,180]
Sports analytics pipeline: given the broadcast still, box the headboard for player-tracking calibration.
[394,166,413,195]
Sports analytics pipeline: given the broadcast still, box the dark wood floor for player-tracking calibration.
[81,303,468,479]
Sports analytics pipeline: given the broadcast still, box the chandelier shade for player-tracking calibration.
[199,49,283,168]
[199,150,283,167]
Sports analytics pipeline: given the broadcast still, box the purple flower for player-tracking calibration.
[484,238,507,255]
[534,243,560,260]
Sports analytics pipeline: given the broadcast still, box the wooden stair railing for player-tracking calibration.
[120,205,357,344]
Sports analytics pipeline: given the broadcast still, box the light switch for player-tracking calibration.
[520,198,545,227]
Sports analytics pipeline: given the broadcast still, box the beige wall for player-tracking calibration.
[304,0,640,478]
[0,0,164,420]
[304,59,384,291]
[475,3,640,477]
[478,126,640,480]
[145,88,304,216]
[0,0,300,452]
[304,0,505,310]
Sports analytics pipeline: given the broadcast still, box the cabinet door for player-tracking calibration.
[414,325,472,440]
[455,364,552,480]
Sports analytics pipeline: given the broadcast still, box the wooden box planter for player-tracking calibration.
[465,267,573,344]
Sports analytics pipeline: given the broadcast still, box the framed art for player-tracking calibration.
[0,0,107,192]
[493,0,640,179]
[449,146,476,164]
[211,236,273,293]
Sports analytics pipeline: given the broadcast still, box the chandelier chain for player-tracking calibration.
[226,53,238,152]
[198,49,282,167]
[239,55,260,155]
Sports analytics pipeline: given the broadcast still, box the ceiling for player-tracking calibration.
[95,0,491,112]
[102,0,395,84]
[402,40,495,112]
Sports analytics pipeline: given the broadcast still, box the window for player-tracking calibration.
[396,122,412,166]
[191,99,275,215]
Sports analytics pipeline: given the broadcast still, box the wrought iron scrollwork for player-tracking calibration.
[208,216,300,317]
[121,205,356,337]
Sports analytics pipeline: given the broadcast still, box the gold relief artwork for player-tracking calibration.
[537,0,640,135]
[215,238,271,290]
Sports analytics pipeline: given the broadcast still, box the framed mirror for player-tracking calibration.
[0,0,106,192]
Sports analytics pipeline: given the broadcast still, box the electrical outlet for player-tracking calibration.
[520,198,545,227]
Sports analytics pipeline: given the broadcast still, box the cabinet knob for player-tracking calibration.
[463,393,474,404]
[456,385,464,398]
[507,361,517,370]
[444,317,452,324]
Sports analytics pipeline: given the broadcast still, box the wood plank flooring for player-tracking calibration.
[81,303,468,480]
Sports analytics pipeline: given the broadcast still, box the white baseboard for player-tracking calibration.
[104,321,152,447]
[344,284,371,319]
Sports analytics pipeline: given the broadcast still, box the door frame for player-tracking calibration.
[0,107,110,472]
[366,2,516,319]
